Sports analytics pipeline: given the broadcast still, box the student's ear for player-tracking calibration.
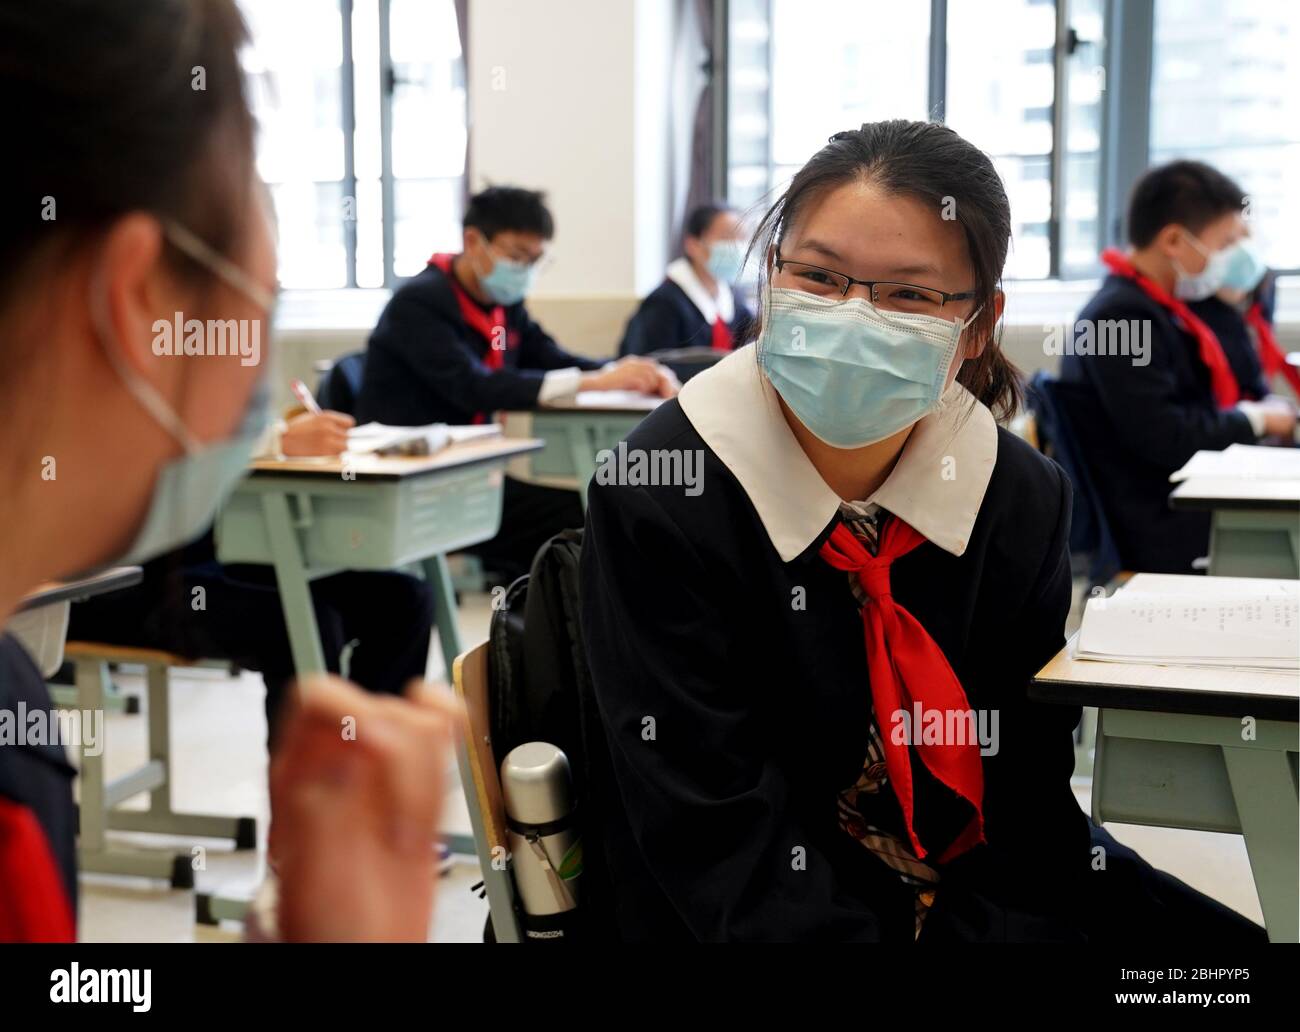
[94,213,173,383]
[683,233,705,265]
[964,290,1003,361]
[1152,223,1186,260]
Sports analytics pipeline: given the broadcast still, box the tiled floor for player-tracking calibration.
[77,583,1264,942]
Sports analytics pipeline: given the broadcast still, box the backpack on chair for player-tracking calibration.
[482,527,619,941]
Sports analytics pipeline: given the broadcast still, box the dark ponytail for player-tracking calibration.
[0,0,255,302]
[745,120,1023,422]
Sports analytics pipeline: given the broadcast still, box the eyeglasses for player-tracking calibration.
[773,248,976,314]
[487,238,553,274]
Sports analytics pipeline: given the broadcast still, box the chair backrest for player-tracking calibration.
[451,641,523,943]
[1026,371,1121,589]
[315,351,367,416]
[646,346,724,384]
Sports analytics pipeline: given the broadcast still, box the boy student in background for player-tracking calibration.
[1,0,459,942]
[619,202,754,356]
[579,121,1263,943]
[66,407,435,747]
[357,186,678,583]
[1059,160,1296,574]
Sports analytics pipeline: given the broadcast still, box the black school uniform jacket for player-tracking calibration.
[355,261,603,427]
[1058,274,1257,574]
[620,278,754,356]
[0,635,79,914]
[1188,296,1269,401]
[579,345,1089,942]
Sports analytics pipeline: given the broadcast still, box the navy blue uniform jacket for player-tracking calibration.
[356,261,603,427]
[1058,274,1256,573]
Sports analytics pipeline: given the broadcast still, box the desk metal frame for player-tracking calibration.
[196,444,538,925]
[1170,489,1300,579]
[509,409,651,510]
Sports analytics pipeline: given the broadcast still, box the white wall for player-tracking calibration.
[469,0,667,299]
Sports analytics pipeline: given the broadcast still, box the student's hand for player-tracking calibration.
[653,366,681,398]
[1257,398,1297,438]
[270,675,466,942]
[582,356,678,397]
[281,411,355,456]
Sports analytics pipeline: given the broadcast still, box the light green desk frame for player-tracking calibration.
[196,440,541,926]
[1093,708,1298,942]
[1170,483,1300,578]
[1034,644,1299,943]
[508,407,653,510]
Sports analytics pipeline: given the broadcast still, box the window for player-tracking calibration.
[239,0,466,289]
[946,0,1059,278]
[1151,0,1300,271]
[728,0,931,213]
[727,0,1298,280]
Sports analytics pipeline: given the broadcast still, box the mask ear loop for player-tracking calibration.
[162,219,277,312]
[89,263,203,456]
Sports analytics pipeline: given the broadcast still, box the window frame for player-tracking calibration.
[719,0,1300,281]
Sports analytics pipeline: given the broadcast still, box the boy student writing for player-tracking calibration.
[620,202,754,356]
[579,121,1264,943]
[1058,160,1296,574]
[1,0,460,942]
[357,186,677,582]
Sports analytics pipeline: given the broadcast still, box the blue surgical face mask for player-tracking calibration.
[706,240,745,283]
[757,287,980,449]
[1173,230,1232,301]
[93,219,276,565]
[480,252,536,305]
[1218,239,1268,294]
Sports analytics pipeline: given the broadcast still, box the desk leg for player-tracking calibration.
[422,554,463,672]
[1223,746,1299,943]
[261,492,327,676]
[566,426,599,513]
[421,553,479,858]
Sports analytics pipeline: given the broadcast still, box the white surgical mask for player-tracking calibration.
[1172,230,1231,301]
[757,287,981,449]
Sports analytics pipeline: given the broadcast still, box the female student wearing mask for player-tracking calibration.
[0,0,460,942]
[580,121,1264,942]
[620,203,755,357]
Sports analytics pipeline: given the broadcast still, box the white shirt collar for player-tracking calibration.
[666,256,735,325]
[677,344,998,562]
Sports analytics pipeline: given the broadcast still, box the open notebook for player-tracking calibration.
[1075,574,1300,671]
[1170,443,1300,482]
[346,421,502,457]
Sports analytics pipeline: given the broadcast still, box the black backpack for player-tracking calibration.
[484,528,618,940]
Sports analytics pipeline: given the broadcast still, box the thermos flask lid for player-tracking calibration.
[501,742,573,826]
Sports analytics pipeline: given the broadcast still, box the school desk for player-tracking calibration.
[195,436,542,926]
[1169,476,1300,578]
[1031,641,1299,942]
[502,391,664,508]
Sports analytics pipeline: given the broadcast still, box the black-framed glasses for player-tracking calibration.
[773,248,976,314]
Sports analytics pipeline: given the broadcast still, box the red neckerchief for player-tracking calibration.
[710,316,733,352]
[428,253,508,371]
[0,798,75,941]
[1246,301,1300,396]
[1100,248,1240,407]
[429,252,511,423]
[819,520,985,864]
